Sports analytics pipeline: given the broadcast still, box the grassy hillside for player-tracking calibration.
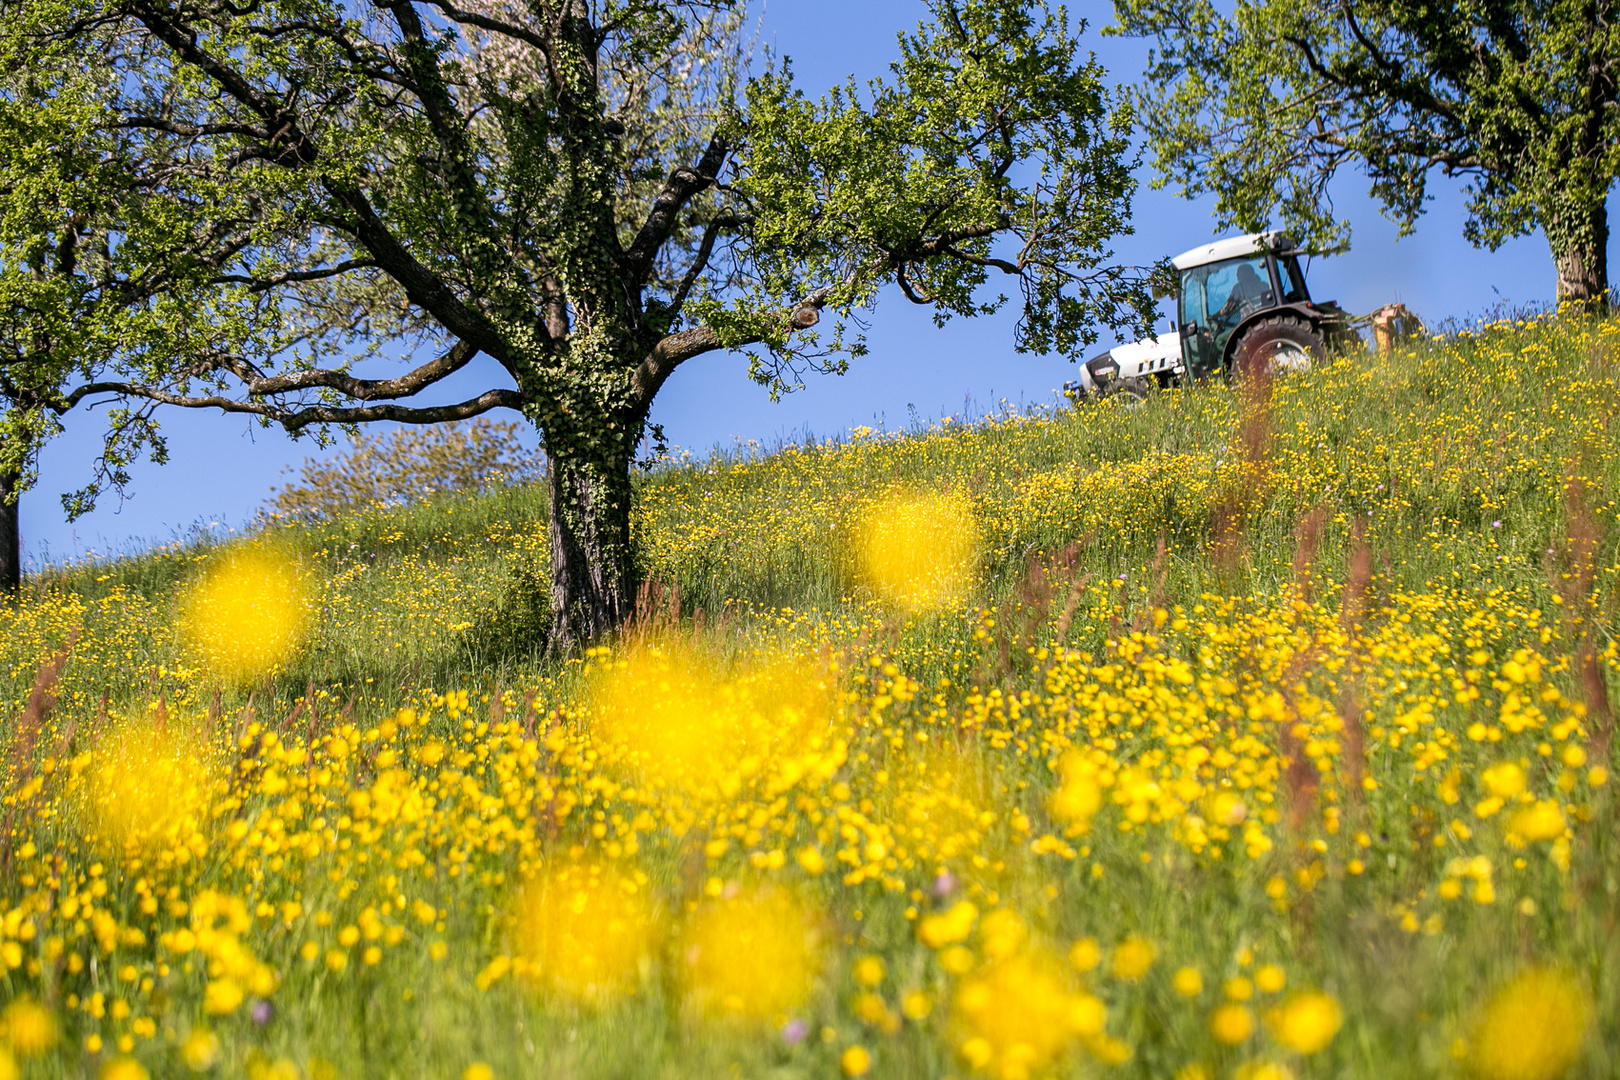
[2,313,1618,1080]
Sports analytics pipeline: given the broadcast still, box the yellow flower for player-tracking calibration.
[202,978,244,1016]
[852,956,886,988]
[1110,936,1156,981]
[180,1029,221,1071]
[1210,1004,1255,1045]
[840,1046,872,1076]
[182,546,308,682]
[1509,801,1566,843]
[920,902,979,948]
[1068,938,1101,973]
[1225,976,1255,1001]
[951,950,1102,1080]
[1482,762,1527,800]
[463,1065,495,1080]
[1235,1064,1295,1080]
[511,863,657,1003]
[979,910,1027,960]
[1467,969,1588,1080]
[0,997,58,1056]
[853,487,981,611]
[1173,967,1204,998]
[901,991,934,1020]
[1267,992,1343,1054]
[0,1047,16,1080]
[680,887,819,1021]
[100,1059,151,1080]
[1254,964,1286,994]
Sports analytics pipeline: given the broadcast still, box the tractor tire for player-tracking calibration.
[1230,315,1323,381]
[1112,376,1152,406]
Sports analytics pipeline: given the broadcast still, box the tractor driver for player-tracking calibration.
[1211,262,1271,328]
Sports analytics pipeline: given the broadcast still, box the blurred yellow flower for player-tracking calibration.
[511,863,657,1003]
[1509,801,1566,843]
[462,1065,495,1080]
[1051,752,1106,829]
[1482,762,1527,800]
[979,909,1027,960]
[1267,991,1343,1054]
[840,1045,872,1076]
[952,950,1104,1080]
[1468,969,1588,1080]
[920,901,978,948]
[1068,938,1101,973]
[183,547,308,682]
[853,487,980,611]
[0,997,57,1056]
[180,1028,221,1071]
[202,978,244,1016]
[680,887,819,1021]
[100,1059,151,1080]
[852,956,885,988]
[1173,967,1204,997]
[901,991,934,1020]
[1254,964,1286,994]
[1211,1004,1255,1045]
[1110,936,1156,981]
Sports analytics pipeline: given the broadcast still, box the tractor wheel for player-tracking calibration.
[1230,315,1323,380]
[1112,376,1152,406]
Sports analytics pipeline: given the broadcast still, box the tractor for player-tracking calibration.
[1065,231,1377,402]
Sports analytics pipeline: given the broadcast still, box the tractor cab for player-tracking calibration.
[1171,231,1317,377]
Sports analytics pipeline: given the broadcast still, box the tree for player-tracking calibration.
[0,47,231,595]
[3,0,1154,646]
[1113,0,1620,303]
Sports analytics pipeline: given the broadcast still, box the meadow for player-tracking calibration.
[2,312,1619,1080]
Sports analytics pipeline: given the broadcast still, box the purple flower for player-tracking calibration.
[782,1019,809,1044]
[932,871,957,898]
[1491,521,1501,528]
[251,999,274,1026]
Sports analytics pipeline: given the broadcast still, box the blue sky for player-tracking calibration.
[19,0,1612,567]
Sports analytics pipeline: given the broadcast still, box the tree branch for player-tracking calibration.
[622,133,730,286]
[64,379,520,432]
[667,212,751,319]
[629,286,831,411]
[245,339,479,399]
[211,258,378,291]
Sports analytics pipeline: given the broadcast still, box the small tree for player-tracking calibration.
[267,419,542,524]
[1113,0,1619,303]
[4,0,1154,646]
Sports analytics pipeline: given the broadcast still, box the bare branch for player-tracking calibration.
[622,133,730,286]
[64,380,521,432]
[212,258,378,291]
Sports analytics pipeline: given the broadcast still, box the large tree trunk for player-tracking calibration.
[1547,194,1610,306]
[0,462,20,597]
[545,438,638,654]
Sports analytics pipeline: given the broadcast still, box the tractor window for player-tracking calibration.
[1275,256,1308,303]
[1203,256,1275,328]
[1179,271,1206,327]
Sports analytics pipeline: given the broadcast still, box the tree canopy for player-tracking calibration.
[1113,0,1619,303]
[0,0,1155,637]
